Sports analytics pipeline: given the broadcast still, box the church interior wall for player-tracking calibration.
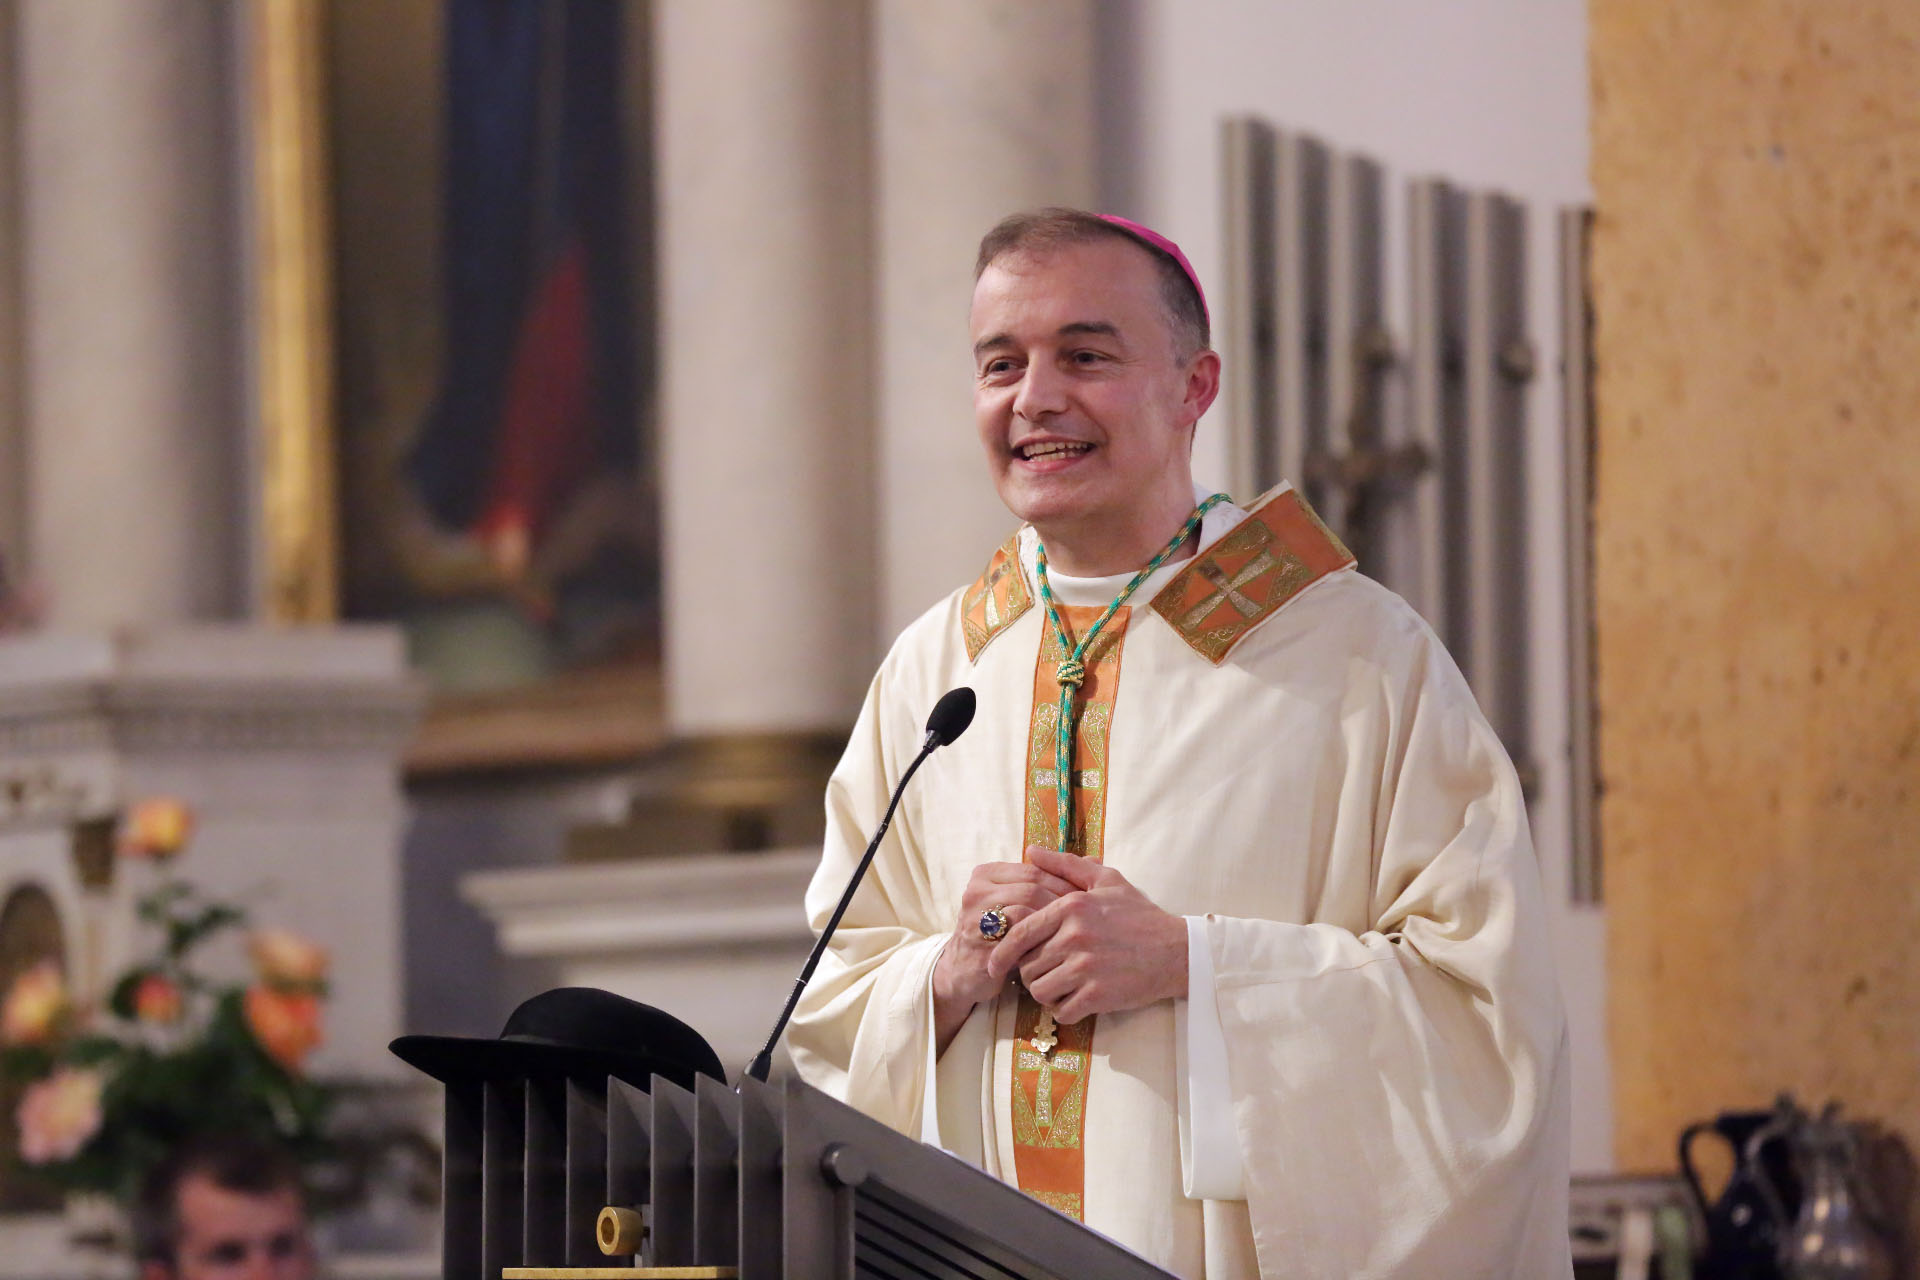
[0,0,1913,1266]
[400,771,627,1041]
[0,0,27,579]
[1590,0,1920,1181]
[870,3,1097,640]
[1105,0,1611,1172]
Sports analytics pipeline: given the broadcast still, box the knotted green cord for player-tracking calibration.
[1033,494,1230,851]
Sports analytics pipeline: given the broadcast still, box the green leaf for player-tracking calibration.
[135,881,194,924]
[65,1034,128,1067]
[167,903,247,961]
[0,1042,57,1080]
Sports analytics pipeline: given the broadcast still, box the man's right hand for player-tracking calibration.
[931,860,1078,1055]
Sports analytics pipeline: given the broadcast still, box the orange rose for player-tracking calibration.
[248,929,329,990]
[244,985,323,1073]
[119,798,194,860]
[16,1067,103,1163]
[132,972,183,1024]
[0,960,68,1046]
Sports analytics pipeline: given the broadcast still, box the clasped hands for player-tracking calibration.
[931,846,1187,1054]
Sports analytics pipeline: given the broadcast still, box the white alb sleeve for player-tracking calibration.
[1176,914,1246,1200]
[918,942,946,1148]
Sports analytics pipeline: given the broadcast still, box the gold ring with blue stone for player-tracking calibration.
[979,905,1011,942]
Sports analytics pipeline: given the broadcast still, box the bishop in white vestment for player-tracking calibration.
[789,210,1572,1279]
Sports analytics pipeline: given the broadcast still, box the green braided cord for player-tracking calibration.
[1033,494,1230,851]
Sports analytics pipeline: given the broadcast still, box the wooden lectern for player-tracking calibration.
[418,1065,1178,1280]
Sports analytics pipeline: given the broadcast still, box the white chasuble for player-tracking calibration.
[788,486,1573,1279]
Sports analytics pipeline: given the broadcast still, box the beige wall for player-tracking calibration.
[1591,0,1920,1180]
[0,1,23,569]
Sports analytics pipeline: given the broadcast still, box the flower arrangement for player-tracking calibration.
[0,799,333,1202]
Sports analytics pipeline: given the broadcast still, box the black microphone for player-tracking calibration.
[744,687,976,1083]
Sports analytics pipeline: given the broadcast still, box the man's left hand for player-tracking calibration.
[984,846,1188,1024]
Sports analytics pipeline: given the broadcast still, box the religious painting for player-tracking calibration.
[321,0,661,771]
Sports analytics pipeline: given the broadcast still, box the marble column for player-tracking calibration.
[653,0,874,737]
[873,2,1098,638]
[16,0,244,628]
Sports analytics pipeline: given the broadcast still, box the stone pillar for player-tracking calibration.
[873,3,1098,638]
[16,0,244,628]
[652,0,874,738]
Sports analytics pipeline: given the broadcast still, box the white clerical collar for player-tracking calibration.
[1017,483,1253,609]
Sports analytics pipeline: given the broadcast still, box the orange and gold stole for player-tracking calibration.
[1009,603,1130,1220]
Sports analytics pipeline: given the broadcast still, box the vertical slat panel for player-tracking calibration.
[1273,130,1330,502]
[481,1079,527,1275]
[736,1076,785,1280]
[782,1076,849,1280]
[1461,190,1499,698]
[606,1078,652,1262]
[564,1079,609,1266]
[650,1078,698,1266]
[694,1074,741,1266]
[1560,206,1600,902]
[1462,190,1532,760]
[523,1078,568,1264]
[1408,177,1464,636]
[442,1080,484,1280]
[1219,116,1277,502]
[1323,151,1387,550]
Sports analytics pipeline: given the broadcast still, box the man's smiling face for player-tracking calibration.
[969,237,1217,574]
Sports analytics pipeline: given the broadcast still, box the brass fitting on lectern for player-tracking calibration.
[596,1204,646,1256]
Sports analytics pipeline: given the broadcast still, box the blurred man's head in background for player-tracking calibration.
[134,1132,313,1280]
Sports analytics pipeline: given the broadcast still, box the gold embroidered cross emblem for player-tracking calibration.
[1016,1045,1084,1129]
[1182,548,1280,628]
[978,553,1019,627]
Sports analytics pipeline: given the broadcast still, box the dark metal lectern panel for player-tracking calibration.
[694,1073,741,1267]
[420,1066,1176,1279]
[562,1079,608,1265]
[479,1080,525,1275]
[648,1077,697,1265]
[777,1077,1176,1280]
[605,1078,651,1263]
[441,1080,483,1280]
[855,1190,1027,1279]
[523,1078,567,1263]
[735,1077,786,1279]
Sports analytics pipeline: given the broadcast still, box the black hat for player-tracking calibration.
[389,987,724,1091]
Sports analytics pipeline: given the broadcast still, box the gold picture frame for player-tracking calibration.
[246,1,664,776]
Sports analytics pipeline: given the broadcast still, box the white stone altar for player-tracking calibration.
[461,848,818,1074]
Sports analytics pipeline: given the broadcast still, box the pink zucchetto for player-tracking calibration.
[1095,213,1209,329]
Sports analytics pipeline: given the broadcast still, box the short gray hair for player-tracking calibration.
[975,207,1210,358]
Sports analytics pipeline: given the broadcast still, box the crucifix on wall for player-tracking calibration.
[1220,117,1535,791]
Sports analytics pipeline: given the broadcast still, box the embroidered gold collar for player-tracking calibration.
[961,532,1034,661]
[959,487,1352,666]
[1149,486,1353,663]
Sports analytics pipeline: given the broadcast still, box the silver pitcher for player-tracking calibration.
[1749,1101,1895,1280]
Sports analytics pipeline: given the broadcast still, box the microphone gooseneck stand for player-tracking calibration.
[743,687,975,1084]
